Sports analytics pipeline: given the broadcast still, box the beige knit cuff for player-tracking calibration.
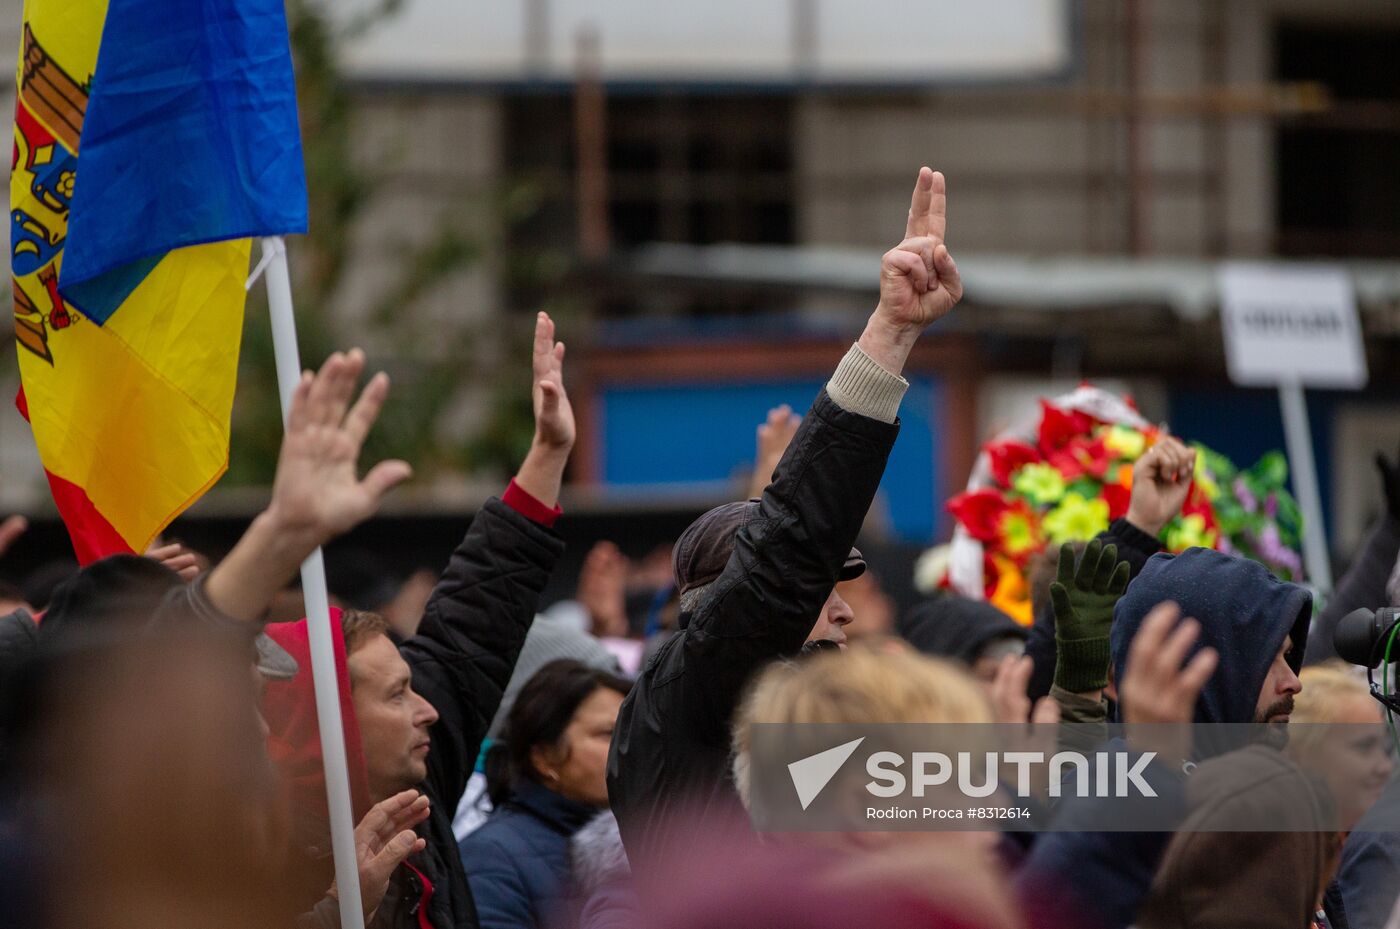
[826,342,908,424]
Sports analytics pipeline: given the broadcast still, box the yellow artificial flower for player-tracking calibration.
[1166,513,1217,552]
[1192,452,1219,501]
[999,507,1042,558]
[1012,463,1067,506]
[1042,493,1110,545]
[1104,425,1147,460]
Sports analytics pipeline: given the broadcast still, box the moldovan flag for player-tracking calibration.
[12,0,307,562]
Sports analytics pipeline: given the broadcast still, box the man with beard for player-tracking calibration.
[1025,546,1311,929]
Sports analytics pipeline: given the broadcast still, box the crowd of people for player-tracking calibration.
[2,167,1400,929]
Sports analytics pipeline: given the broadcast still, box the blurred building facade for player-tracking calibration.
[4,0,1400,562]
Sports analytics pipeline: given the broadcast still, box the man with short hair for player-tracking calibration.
[176,313,573,929]
[257,313,575,929]
[607,166,965,867]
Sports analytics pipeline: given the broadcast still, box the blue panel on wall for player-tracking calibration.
[600,378,942,542]
[1167,387,1338,540]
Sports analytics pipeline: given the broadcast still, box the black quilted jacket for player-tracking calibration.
[300,497,564,929]
[605,390,899,869]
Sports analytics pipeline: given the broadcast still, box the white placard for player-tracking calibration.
[1218,263,1368,389]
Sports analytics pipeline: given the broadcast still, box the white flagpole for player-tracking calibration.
[1278,379,1334,594]
[259,235,366,929]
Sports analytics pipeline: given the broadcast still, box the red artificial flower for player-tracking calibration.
[982,552,1001,600]
[1047,435,1114,482]
[995,499,1044,565]
[1073,435,1113,479]
[947,489,1011,543]
[1046,448,1086,482]
[1102,482,1131,520]
[1181,486,1218,531]
[985,440,1041,488]
[1037,401,1096,456]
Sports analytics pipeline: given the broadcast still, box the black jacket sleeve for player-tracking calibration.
[607,391,899,861]
[676,390,898,742]
[401,498,565,811]
[1096,518,1163,579]
[1027,518,1162,702]
[0,609,38,685]
[1305,513,1400,665]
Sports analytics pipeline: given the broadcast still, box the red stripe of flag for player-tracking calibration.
[16,386,134,564]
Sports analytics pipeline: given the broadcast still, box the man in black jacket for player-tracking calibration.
[189,313,575,928]
[606,166,965,867]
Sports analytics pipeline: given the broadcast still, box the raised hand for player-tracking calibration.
[991,653,1061,725]
[0,515,27,560]
[268,349,412,543]
[145,540,207,582]
[1050,540,1130,694]
[879,168,963,329]
[1125,436,1197,536]
[748,404,801,499]
[204,349,410,622]
[578,540,630,638]
[1119,602,1218,766]
[514,313,575,508]
[860,167,963,377]
[337,789,430,921]
[532,311,575,452]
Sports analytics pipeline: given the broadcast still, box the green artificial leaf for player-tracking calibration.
[1197,444,1237,482]
[1248,451,1290,491]
[1066,477,1101,500]
[1274,493,1304,543]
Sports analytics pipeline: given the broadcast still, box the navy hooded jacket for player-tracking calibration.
[1022,547,1311,929]
[1110,547,1311,725]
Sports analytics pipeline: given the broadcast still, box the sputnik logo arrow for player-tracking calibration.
[787,737,865,810]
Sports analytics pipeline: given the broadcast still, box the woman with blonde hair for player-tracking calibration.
[729,643,1022,929]
[1289,662,1393,929]
[1290,662,1392,832]
[721,605,1222,929]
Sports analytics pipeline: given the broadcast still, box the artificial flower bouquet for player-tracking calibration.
[934,386,1304,624]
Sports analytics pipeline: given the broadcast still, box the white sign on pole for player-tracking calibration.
[1218,263,1367,389]
[1216,263,1367,596]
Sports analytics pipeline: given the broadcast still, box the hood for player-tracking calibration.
[261,608,373,842]
[900,595,1027,666]
[1111,548,1311,725]
[1181,743,1334,830]
[510,780,598,836]
[570,809,631,896]
[488,610,623,741]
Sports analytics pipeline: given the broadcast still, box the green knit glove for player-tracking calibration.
[1050,539,1130,692]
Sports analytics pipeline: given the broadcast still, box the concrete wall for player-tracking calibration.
[793,0,1276,257]
[4,0,1396,516]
